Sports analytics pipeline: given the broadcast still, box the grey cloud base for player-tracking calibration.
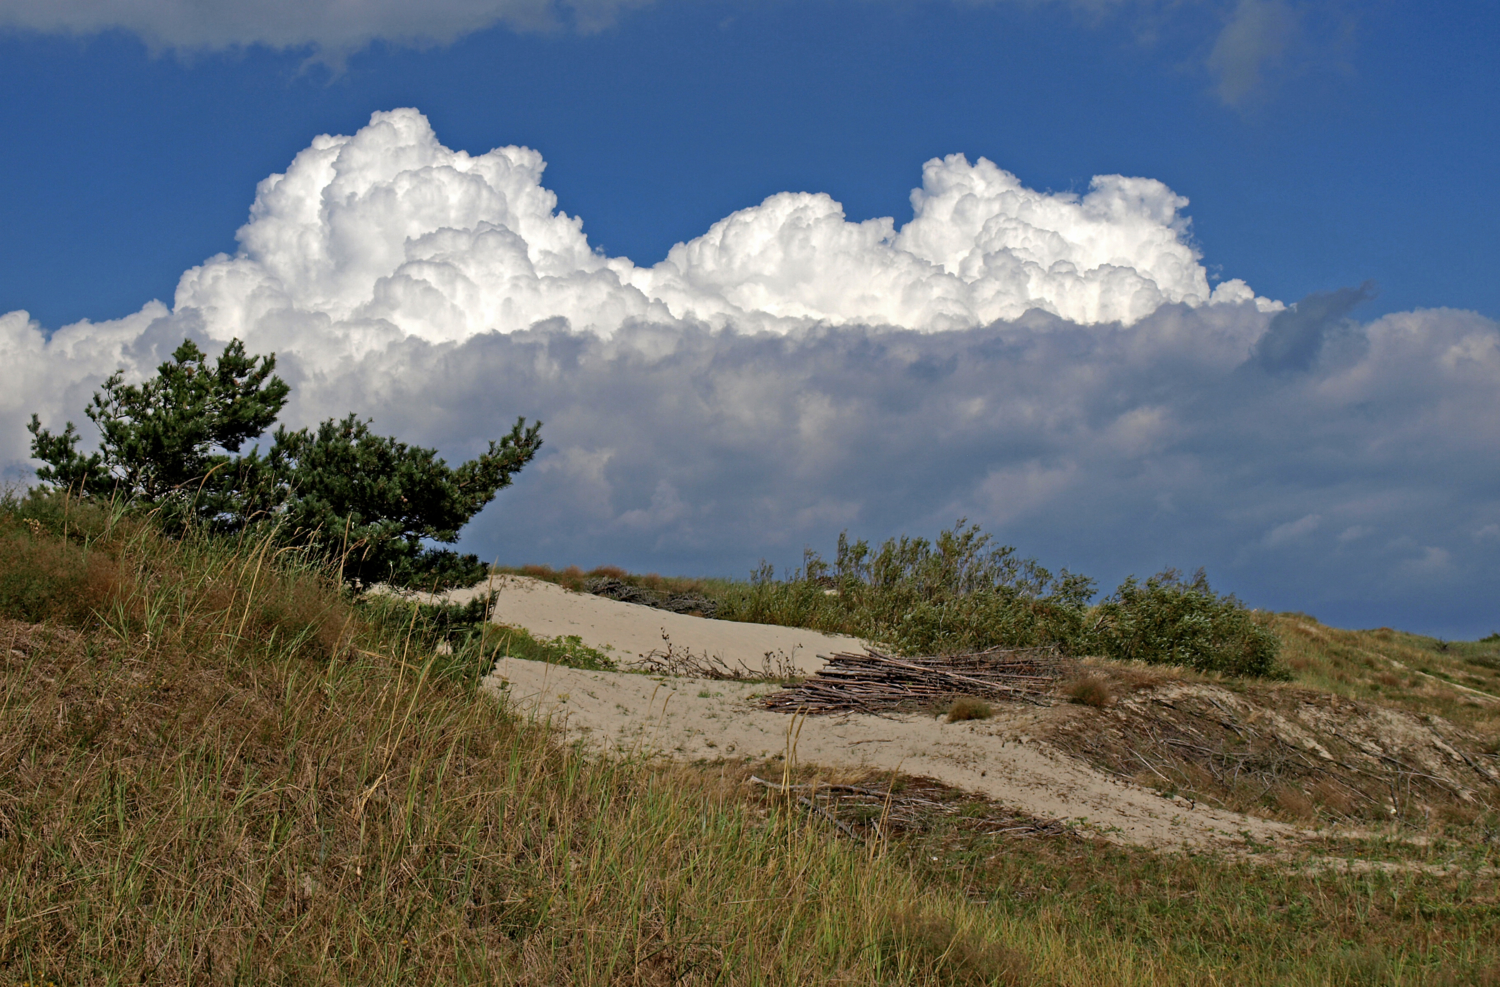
[254,304,1499,639]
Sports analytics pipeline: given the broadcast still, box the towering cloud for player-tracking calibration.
[165,108,1262,348]
[4,110,1496,635]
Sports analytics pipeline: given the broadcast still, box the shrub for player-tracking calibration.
[946,697,994,722]
[717,520,1096,655]
[488,626,617,671]
[0,522,119,625]
[0,489,354,664]
[1090,568,1284,678]
[0,489,129,626]
[354,593,617,686]
[1064,674,1114,707]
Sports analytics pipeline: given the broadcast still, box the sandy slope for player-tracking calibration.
[450,574,866,675]
[467,576,1298,851]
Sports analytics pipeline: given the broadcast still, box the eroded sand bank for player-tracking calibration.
[451,574,865,675]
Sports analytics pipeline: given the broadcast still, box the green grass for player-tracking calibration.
[3,491,1499,984]
[1271,613,1500,735]
[485,623,619,671]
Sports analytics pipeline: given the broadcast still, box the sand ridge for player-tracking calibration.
[450,574,865,676]
[468,576,1300,851]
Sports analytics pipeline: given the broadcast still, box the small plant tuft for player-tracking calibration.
[1064,674,1115,708]
[880,909,1032,987]
[946,697,994,722]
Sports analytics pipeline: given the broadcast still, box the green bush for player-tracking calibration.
[487,625,617,671]
[717,520,1095,655]
[1090,568,1284,678]
[359,592,617,687]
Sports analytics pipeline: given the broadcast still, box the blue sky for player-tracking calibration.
[2,0,1498,635]
[4,1,1495,326]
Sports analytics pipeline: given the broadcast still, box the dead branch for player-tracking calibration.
[762,645,1065,715]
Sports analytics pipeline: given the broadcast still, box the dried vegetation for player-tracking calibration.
[762,647,1062,714]
[5,493,1500,984]
[1043,657,1500,835]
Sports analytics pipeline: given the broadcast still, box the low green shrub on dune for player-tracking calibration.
[716,520,1096,656]
[703,521,1285,677]
[1090,568,1285,678]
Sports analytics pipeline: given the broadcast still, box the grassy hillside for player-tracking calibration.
[2,497,1498,984]
[1273,615,1500,732]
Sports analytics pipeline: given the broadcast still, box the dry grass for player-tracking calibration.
[4,510,1036,985]
[946,697,995,722]
[753,764,1500,985]
[1270,613,1500,735]
[0,500,1078,985]
[1043,651,1500,835]
[4,496,1500,984]
[1062,674,1114,708]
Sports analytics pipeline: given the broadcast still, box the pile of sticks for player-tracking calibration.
[762,645,1064,714]
[747,775,1071,841]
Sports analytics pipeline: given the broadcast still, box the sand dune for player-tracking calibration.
[449,574,865,675]
[464,576,1298,851]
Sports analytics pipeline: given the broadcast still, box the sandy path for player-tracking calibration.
[450,575,867,675]
[480,656,1298,851]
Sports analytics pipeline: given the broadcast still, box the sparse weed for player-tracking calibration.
[946,697,994,722]
[1064,674,1115,708]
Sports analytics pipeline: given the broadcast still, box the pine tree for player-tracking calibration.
[28,338,541,590]
[253,414,542,589]
[27,338,288,501]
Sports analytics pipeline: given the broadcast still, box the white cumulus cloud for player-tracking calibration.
[165,109,1267,345]
[1,107,1257,412]
[4,109,1497,636]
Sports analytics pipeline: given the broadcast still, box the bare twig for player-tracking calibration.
[763,645,1064,715]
